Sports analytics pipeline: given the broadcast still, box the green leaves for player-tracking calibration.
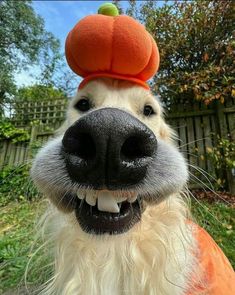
[207,137,235,170]
[199,135,235,190]
[0,119,30,143]
[0,165,39,206]
[16,84,67,101]
[0,1,61,101]
[128,0,234,105]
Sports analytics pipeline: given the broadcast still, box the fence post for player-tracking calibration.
[215,101,227,137]
[29,125,39,145]
[227,170,235,195]
[28,125,39,160]
[215,101,235,194]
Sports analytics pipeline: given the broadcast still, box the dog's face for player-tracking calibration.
[31,78,188,235]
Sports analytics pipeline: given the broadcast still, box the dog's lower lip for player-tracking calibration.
[75,197,142,235]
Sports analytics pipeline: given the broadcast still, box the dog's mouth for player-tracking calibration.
[75,191,142,235]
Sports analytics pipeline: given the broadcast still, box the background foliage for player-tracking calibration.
[206,137,235,190]
[0,0,77,116]
[0,119,30,143]
[0,1,59,106]
[125,0,235,107]
[16,85,67,101]
[0,165,39,206]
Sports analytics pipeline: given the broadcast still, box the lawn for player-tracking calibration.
[0,200,50,294]
[0,197,234,294]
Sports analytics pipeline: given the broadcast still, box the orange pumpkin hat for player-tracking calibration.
[65,3,160,90]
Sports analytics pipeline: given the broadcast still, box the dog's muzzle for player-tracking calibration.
[61,108,157,234]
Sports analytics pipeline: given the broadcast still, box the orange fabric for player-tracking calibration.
[187,225,235,295]
[78,73,150,90]
[65,14,159,89]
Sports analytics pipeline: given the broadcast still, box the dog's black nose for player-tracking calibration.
[62,108,157,189]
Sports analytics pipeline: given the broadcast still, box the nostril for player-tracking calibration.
[121,135,150,161]
[76,133,96,160]
[63,133,96,160]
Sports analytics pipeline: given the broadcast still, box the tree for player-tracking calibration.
[16,85,67,101]
[112,0,124,14]
[0,0,60,109]
[127,0,234,106]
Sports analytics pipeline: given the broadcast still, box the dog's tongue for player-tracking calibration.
[97,191,120,213]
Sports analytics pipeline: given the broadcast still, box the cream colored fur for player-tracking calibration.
[32,79,200,295]
[38,196,196,295]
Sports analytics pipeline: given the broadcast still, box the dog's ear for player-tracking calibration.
[159,120,177,143]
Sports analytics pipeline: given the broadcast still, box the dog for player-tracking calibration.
[31,78,234,295]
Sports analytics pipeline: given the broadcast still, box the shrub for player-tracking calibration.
[0,164,40,206]
[0,119,30,143]
[206,136,235,190]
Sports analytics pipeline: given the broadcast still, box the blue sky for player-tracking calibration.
[33,1,133,51]
[15,1,136,87]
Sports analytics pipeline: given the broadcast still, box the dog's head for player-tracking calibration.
[31,78,188,236]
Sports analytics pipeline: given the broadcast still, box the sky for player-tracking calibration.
[33,1,132,50]
[15,0,138,88]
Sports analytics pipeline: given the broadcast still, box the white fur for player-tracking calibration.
[37,196,197,295]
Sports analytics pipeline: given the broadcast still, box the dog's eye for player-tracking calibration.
[143,105,155,117]
[74,98,91,112]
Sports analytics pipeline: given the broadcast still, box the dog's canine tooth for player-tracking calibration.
[117,195,127,202]
[97,191,120,213]
[77,191,85,200]
[85,192,97,206]
[128,192,137,203]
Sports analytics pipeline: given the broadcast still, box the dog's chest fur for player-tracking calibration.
[41,196,197,295]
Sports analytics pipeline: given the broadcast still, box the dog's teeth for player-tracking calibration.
[117,196,127,202]
[128,192,137,203]
[85,192,96,206]
[77,191,85,200]
[97,192,120,213]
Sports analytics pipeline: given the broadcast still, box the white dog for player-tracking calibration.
[31,78,234,295]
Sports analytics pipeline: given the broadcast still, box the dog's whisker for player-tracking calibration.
[180,152,200,159]
[188,164,214,187]
[189,172,232,205]
[179,137,210,148]
[188,163,218,183]
[186,187,224,226]
[137,195,143,212]
[130,202,134,219]
[79,199,84,211]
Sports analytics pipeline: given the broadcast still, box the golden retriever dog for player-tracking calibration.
[31,78,234,295]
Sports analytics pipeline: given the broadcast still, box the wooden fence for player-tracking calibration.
[5,99,68,128]
[1,98,234,192]
[167,98,235,192]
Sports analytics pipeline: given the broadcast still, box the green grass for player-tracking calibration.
[0,199,234,293]
[0,200,50,294]
[191,199,235,269]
